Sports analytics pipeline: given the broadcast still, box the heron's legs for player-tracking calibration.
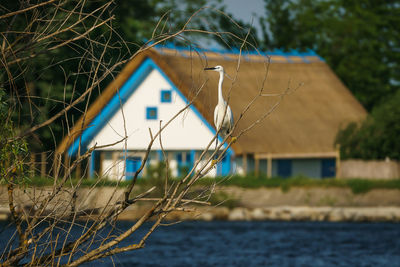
[214,137,218,160]
[211,135,219,168]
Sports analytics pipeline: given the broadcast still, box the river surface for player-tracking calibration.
[1,221,399,266]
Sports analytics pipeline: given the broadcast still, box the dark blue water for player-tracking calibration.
[1,221,399,266]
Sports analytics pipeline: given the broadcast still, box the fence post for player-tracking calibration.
[242,153,247,175]
[53,153,61,178]
[76,160,81,179]
[64,153,70,178]
[254,154,259,177]
[267,153,272,178]
[30,153,35,177]
[335,145,341,178]
[40,152,46,177]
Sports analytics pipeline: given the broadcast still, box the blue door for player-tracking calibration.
[277,159,292,178]
[126,157,141,180]
[221,152,231,176]
[216,152,231,176]
[321,159,336,178]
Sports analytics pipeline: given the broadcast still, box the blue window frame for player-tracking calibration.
[146,107,157,120]
[185,153,191,163]
[277,159,292,178]
[161,90,172,103]
[321,158,336,178]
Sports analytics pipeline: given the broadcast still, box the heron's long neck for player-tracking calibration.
[218,71,224,104]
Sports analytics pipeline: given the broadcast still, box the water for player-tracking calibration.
[1,221,399,266]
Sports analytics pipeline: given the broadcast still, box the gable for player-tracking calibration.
[68,57,220,156]
[61,45,366,158]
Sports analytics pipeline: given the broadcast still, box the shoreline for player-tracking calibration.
[117,205,400,222]
[1,206,399,222]
[1,186,399,222]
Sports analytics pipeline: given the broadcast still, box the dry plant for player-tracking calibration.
[0,1,295,266]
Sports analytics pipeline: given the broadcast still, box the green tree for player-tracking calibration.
[1,1,124,152]
[260,0,400,111]
[336,89,400,160]
[258,0,400,160]
[1,0,231,153]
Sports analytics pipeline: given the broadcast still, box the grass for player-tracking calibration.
[208,191,239,209]
[10,175,400,194]
[198,175,400,194]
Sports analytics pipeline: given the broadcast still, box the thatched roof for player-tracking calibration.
[58,45,366,157]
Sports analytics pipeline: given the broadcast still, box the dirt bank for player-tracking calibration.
[1,186,399,222]
[219,186,400,207]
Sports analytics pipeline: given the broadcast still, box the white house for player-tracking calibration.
[57,44,366,180]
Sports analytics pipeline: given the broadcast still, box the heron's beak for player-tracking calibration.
[204,67,216,70]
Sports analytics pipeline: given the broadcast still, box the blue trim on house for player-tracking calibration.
[68,58,155,156]
[161,90,172,103]
[146,106,158,120]
[153,43,325,63]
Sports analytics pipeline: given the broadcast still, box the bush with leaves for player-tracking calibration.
[336,90,400,160]
[0,89,29,184]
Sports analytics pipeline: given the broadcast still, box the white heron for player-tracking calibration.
[204,65,234,140]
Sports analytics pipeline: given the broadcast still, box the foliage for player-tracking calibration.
[260,0,400,111]
[0,89,29,184]
[0,1,123,152]
[256,0,400,160]
[209,175,400,194]
[209,191,239,209]
[336,90,400,160]
[0,0,253,154]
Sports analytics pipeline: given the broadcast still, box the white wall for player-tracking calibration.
[89,66,222,180]
[88,69,216,151]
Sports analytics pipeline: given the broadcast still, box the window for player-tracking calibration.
[126,157,142,180]
[321,158,336,178]
[186,153,191,163]
[161,90,172,103]
[176,153,182,164]
[146,107,158,120]
[277,159,292,178]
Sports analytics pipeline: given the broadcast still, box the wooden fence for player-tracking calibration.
[28,152,89,178]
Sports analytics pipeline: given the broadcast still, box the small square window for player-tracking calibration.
[161,90,172,103]
[146,107,157,120]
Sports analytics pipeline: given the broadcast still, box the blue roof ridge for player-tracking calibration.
[151,43,325,62]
